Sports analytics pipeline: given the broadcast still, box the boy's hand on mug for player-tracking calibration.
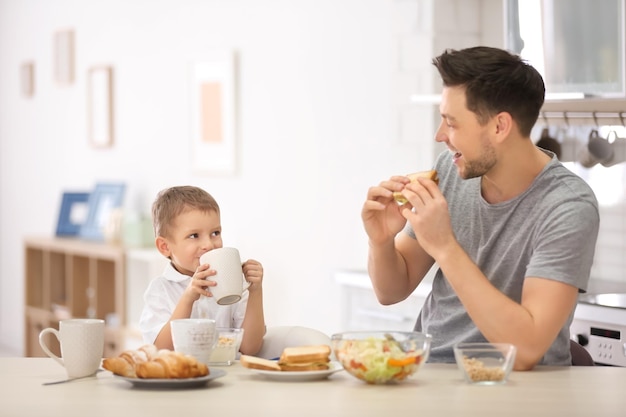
[184,264,216,301]
[242,259,263,291]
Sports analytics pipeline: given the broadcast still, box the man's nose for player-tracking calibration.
[435,124,448,143]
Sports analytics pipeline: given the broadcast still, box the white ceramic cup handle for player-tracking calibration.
[39,328,64,367]
[241,260,251,291]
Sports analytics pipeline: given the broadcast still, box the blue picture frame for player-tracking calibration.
[55,192,90,237]
[79,182,126,241]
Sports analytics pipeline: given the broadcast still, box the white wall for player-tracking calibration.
[14,0,618,358]
[0,0,442,354]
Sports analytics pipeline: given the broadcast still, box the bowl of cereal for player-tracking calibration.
[331,331,431,384]
[453,342,516,385]
[208,327,244,366]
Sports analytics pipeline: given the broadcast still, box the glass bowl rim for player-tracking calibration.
[331,330,433,339]
[453,342,516,352]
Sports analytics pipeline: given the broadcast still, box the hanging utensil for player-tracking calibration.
[535,127,562,159]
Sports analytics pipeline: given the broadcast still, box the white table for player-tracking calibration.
[1,358,624,417]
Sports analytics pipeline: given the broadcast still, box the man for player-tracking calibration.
[361,46,599,370]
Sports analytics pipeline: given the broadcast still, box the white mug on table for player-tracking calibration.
[38,318,104,378]
[200,247,250,305]
[170,318,217,365]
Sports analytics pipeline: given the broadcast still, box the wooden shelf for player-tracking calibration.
[23,236,126,358]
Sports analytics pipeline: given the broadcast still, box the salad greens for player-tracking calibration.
[335,337,425,384]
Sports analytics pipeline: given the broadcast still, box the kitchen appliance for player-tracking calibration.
[571,292,626,367]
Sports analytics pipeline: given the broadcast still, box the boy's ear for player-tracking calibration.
[155,236,171,258]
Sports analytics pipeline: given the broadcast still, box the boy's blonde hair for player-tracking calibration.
[151,186,220,238]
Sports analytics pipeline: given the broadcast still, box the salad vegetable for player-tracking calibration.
[335,337,425,384]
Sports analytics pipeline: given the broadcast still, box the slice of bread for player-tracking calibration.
[279,345,331,364]
[240,355,281,371]
[393,169,439,205]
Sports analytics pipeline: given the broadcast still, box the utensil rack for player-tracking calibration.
[540,98,626,126]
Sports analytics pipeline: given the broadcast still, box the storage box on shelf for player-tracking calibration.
[24,236,126,358]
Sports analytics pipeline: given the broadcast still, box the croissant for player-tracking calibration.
[102,356,138,378]
[102,344,158,377]
[102,345,209,379]
[136,351,208,379]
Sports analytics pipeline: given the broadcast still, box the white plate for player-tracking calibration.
[247,361,343,382]
[114,368,226,389]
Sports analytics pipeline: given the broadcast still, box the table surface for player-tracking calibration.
[1,357,625,417]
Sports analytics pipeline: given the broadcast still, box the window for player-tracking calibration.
[507,0,625,97]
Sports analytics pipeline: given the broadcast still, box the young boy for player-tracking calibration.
[139,185,265,355]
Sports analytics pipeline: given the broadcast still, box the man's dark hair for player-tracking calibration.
[432,46,545,137]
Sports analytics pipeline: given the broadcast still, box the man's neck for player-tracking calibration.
[481,144,551,204]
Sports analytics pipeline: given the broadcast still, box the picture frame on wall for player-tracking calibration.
[55,192,90,237]
[88,66,114,148]
[20,61,35,98]
[54,29,74,85]
[190,51,237,175]
[79,183,126,241]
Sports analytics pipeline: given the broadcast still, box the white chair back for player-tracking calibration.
[256,326,332,360]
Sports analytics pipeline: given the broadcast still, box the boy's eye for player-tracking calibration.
[189,233,199,239]
[211,231,221,237]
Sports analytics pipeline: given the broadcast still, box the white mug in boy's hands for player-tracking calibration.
[200,247,250,305]
[38,318,105,378]
[170,318,217,365]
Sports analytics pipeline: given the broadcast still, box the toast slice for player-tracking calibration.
[240,355,281,371]
[279,345,331,364]
[393,170,439,205]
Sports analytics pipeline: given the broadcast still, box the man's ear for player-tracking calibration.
[155,236,171,258]
[493,111,514,142]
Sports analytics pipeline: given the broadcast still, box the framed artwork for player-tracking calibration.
[190,51,237,175]
[54,29,74,85]
[79,183,126,241]
[20,62,35,97]
[55,192,90,237]
[88,66,114,148]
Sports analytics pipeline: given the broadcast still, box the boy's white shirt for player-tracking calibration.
[139,262,248,344]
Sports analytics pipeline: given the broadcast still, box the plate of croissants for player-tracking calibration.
[102,344,226,389]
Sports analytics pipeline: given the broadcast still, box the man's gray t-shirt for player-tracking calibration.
[408,150,599,365]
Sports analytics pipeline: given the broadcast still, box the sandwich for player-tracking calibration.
[240,344,332,372]
[277,345,331,371]
[392,170,439,205]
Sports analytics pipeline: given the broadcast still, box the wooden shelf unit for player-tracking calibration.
[24,236,126,358]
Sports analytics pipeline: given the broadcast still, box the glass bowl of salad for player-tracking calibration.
[331,331,432,384]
